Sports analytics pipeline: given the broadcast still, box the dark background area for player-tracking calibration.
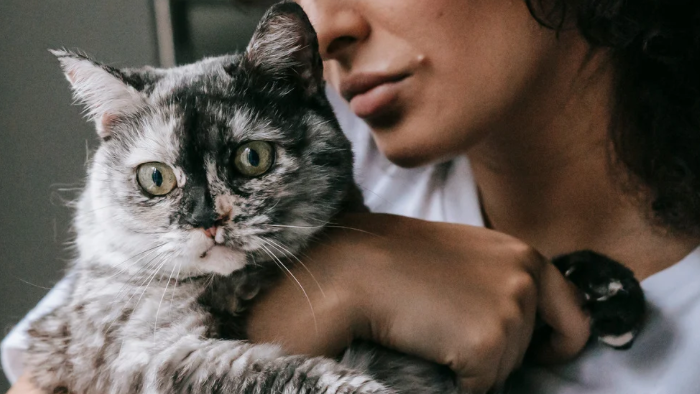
[0,1,272,390]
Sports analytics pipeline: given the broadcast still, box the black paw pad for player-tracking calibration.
[552,250,646,350]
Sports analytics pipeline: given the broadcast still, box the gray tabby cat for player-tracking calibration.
[26,3,645,394]
[25,3,449,394]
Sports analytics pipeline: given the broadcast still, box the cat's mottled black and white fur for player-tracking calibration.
[25,3,645,394]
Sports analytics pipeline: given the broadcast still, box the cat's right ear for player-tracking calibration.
[51,49,147,140]
[240,2,323,98]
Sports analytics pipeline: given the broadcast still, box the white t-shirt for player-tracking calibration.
[4,89,700,393]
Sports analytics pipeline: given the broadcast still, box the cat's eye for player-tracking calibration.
[136,162,177,196]
[234,141,275,177]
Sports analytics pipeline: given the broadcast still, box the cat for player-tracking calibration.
[25,3,645,394]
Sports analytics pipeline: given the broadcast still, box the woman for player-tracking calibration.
[5,0,700,393]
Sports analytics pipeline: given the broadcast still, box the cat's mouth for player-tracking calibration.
[189,240,247,276]
[199,243,226,258]
[198,225,229,258]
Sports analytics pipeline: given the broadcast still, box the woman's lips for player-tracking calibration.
[341,73,410,119]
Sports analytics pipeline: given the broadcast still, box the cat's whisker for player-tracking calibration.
[11,276,53,290]
[263,198,282,214]
[250,254,259,268]
[49,190,82,207]
[259,241,319,334]
[106,263,167,335]
[111,246,171,299]
[114,251,170,307]
[119,252,166,285]
[49,182,84,189]
[289,215,333,226]
[203,273,216,292]
[169,262,183,319]
[268,224,325,229]
[133,260,168,324]
[264,238,326,298]
[298,232,345,250]
[108,253,171,332]
[108,243,169,278]
[154,263,179,338]
[52,187,84,192]
[324,223,380,237]
[356,184,390,205]
[113,258,163,302]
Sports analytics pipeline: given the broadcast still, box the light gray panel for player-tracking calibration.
[0,1,158,390]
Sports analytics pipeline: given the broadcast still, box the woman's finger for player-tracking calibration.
[532,262,591,363]
[459,375,496,394]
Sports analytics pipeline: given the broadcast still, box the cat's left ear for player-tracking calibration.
[51,49,148,140]
[241,2,323,98]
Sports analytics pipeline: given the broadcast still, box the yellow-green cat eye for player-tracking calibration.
[136,162,177,196]
[234,141,275,177]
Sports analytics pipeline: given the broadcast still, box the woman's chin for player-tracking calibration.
[374,134,448,168]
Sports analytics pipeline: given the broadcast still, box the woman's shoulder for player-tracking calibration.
[1,276,75,384]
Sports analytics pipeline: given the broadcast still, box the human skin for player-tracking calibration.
[9,0,700,393]
[246,0,700,391]
[306,0,578,168]
[6,375,39,394]
[248,214,590,392]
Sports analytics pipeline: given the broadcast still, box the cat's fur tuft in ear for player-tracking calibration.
[243,2,324,98]
[50,49,146,139]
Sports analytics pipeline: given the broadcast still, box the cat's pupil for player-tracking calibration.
[247,149,260,167]
[152,168,163,187]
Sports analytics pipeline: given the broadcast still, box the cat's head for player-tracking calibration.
[56,3,354,277]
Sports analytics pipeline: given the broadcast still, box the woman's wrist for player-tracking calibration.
[246,222,375,356]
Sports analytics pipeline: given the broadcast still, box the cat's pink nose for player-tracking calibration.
[203,226,218,239]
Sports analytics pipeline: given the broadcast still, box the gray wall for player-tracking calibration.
[0,1,159,390]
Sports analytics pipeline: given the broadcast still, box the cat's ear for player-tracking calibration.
[241,2,323,97]
[50,49,147,140]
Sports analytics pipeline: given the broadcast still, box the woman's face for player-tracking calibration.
[296,0,583,167]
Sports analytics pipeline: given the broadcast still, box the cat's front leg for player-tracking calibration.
[141,337,394,394]
[552,250,646,349]
[25,307,74,393]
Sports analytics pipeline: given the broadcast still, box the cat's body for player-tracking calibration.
[26,5,422,393]
[25,3,644,394]
[28,264,388,393]
[28,253,460,394]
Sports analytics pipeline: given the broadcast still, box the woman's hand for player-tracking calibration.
[247,213,590,393]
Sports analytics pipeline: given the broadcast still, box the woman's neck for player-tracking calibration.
[467,49,699,280]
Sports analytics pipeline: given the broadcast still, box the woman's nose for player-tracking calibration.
[298,0,370,61]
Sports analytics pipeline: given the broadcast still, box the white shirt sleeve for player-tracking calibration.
[1,275,74,384]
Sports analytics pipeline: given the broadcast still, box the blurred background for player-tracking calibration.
[0,0,276,389]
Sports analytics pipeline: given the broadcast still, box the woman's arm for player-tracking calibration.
[247,213,590,393]
[6,214,589,394]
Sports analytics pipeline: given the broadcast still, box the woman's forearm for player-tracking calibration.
[247,213,590,393]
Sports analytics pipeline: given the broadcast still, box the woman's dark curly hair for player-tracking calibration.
[526,0,700,234]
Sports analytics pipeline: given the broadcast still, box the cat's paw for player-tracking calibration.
[552,250,646,350]
[336,380,395,394]
[314,371,395,394]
